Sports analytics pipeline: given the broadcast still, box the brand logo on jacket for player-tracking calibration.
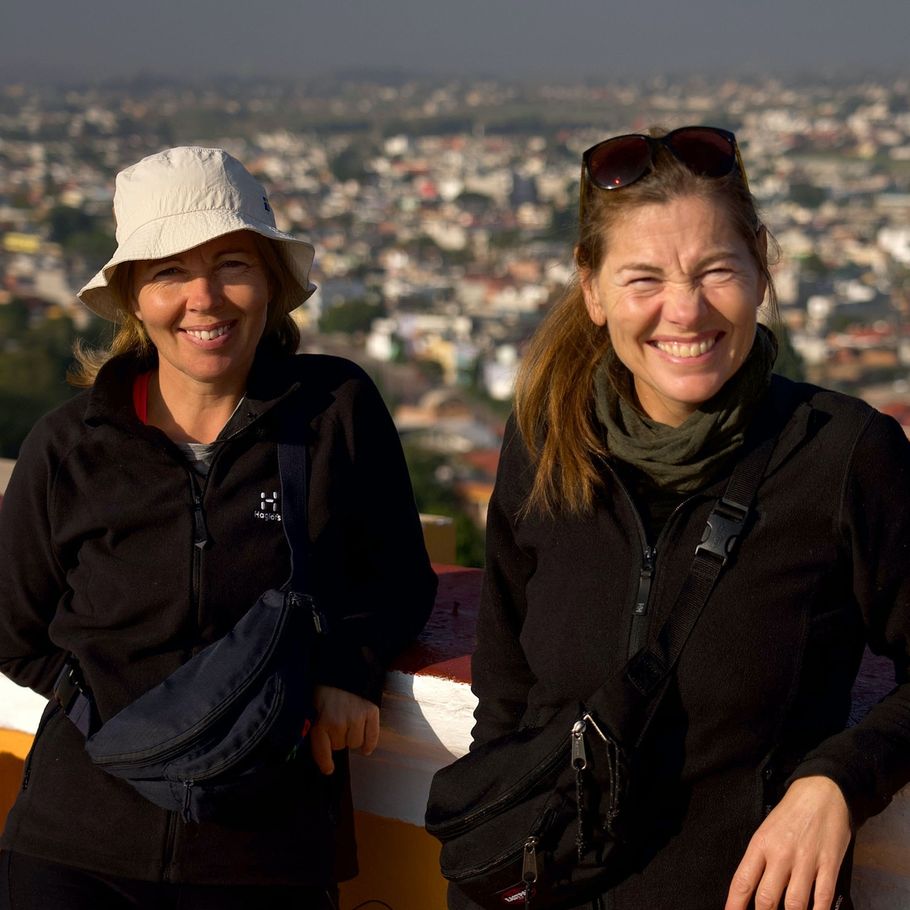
[254,491,282,522]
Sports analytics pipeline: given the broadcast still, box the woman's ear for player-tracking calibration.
[579,268,606,328]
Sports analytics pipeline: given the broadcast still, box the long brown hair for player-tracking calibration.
[514,131,778,517]
[68,233,302,387]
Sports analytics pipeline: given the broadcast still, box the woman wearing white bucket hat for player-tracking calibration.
[0,147,437,908]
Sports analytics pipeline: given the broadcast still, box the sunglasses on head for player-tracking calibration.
[582,126,749,194]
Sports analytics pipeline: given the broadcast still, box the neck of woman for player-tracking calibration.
[145,371,245,444]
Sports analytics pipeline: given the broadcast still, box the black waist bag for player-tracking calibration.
[425,701,630,910]
[426,428,779,909]
[60,435,324,824]
[84,587,323,823]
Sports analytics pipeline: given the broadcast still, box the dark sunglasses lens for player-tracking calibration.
[667,129,735,177]
[586,136,652,189]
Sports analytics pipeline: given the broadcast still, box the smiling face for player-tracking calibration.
[581,194,767,427]
[131,231,271,398]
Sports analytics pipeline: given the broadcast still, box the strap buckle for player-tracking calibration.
[695,498,748,565]
[53,659,97,737]
[53,662,86,714]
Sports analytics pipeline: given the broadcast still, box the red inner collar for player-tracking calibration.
[132,372,151,424]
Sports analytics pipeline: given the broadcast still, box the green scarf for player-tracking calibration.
[594,326,778,492]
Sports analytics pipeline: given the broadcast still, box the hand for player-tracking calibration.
[725,776,851,910]
[309,685,381,775]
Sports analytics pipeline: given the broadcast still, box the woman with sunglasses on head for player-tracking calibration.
[0,147,437,909]
[446,128,910,910]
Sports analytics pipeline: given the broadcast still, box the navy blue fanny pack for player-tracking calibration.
[56,435,326,823]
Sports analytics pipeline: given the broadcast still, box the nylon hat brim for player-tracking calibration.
[78,211,316,323]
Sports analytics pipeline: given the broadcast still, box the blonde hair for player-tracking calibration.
[514,133,778,517]
[69,233,301,387]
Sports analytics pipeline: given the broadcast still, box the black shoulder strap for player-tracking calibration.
[277,435,310,595]
[623,427,778,699]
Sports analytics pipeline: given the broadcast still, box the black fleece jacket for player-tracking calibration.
[466,376,910,910]
[0,351,437,884]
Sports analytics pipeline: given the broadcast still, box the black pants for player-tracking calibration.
[0,851,338,910]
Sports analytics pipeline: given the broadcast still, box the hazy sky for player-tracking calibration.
[5,0,909,83]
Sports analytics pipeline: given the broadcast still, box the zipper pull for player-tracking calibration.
[287,593,328,635]
[635,547,654,614]
[311,601,327,635]
[522,836,539,884]
[571,719,588,770]
[182,779,195,822]
[188,478,208,550]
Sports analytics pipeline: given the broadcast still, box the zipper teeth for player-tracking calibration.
[443,807,555,881]
[161,807,177,881]
[609,465,697,660]
[444,838,525,881]
[610,469,656,661]
[429,738,569,838]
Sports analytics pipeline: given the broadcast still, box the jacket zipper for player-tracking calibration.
[163,464,211,882]
[188,469,209,618]
[606,466,695,661]
[607,470,658,661]
[627,545,655,659]
[136,417,278,880]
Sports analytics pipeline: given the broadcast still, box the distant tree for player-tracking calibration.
[0,299,30,338]
[415,359,445,384]
[46,204,115,263]
[772,323,806,382]
[489,228,522,249]
[788,182,827,210]
[402,442,485,568]
[453,512,486,568]
[0,301,87,456]
[47,205,96,244]
[329,144,372,183]
[827,313,860,334]
[456,191,494,213]
[796,252,829,280]
[318,299,383,335]
[440,246,474,267]
[542,201,577,244]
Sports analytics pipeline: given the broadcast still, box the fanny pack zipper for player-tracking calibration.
[92,590,301,769]
[430,733,571,839]
[444,808,555,882]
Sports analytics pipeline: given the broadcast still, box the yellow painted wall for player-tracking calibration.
[341,812,447,910]
[0,729,31,831]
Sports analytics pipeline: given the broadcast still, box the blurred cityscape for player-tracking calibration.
[2,73,910,563]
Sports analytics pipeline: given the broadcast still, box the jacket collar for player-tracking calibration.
[83,347,303,441]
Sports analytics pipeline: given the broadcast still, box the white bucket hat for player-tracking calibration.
[78,146,316,322]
